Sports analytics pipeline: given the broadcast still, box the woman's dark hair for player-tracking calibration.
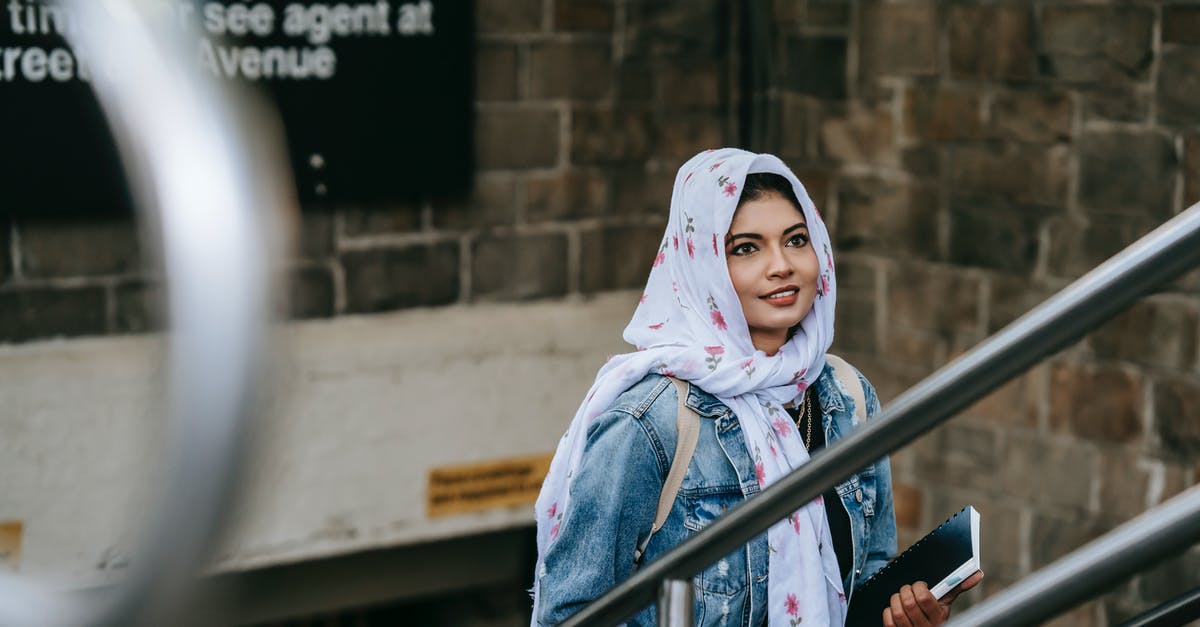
[738,172,803,210]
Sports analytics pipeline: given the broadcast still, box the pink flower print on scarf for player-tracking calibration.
[789,511,802,534]
[753,444,766,487]
[772,417,791,438]
[712,233,719,256]
[786,593,803,626]
[790,369,809,393]
[683,212,696,258]
[708,160,724,172]
[785,593,800,616]
[704,345,724,370]
[716,174,738,197]
[653,238,668,267]
[648,321,666,330]
[818,272,830,297]
[741,357,755,377]
[673,235,679,250]
[706,295,728,330]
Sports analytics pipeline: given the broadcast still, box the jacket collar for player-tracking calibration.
[814,362,846,414]
[684,382,734,418]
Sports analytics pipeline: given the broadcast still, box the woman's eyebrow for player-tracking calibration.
[782,222,809,236]
[725,232,762,242]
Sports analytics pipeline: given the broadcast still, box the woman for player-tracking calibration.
[533,148,979,626]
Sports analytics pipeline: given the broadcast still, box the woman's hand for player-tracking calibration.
[881,571,983,627]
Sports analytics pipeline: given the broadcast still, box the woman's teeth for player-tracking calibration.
[767,290,796,299]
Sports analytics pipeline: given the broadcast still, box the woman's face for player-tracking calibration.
[725,192,820,355]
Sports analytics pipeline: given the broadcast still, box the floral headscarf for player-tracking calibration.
[533,148,844,625]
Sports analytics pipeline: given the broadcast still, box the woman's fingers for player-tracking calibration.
[901,584,934,627]
[888,591,912,627]
[912,582,946,623]
[887,585,924,627]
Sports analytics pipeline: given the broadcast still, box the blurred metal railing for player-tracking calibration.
[565,201,1200,626]
[950,488,1200,626]
[0,1,291,626]
[1119,585,1200,627]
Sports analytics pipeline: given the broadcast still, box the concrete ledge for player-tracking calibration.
[0,292,637,585]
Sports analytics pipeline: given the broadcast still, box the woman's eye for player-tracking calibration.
[730,242,757,256]
[787,233,810,247]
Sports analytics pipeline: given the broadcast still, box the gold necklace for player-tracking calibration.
[791,390,813,450]
[802,391,813,451]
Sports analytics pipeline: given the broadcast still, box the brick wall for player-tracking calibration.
[759,1,1200,623]
[0,0,736,342]
[2,0,1198,623]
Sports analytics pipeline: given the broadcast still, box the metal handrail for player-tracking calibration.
[564,204,1200,626]
[945,480,1200,619]
[950,487,1195,624]
[951,488,1200,626]
[0,1,289,625]
[1119,584,1200,627]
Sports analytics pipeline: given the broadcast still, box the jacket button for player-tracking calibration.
[855,488,863,502]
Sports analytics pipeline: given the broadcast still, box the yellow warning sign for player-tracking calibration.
[428,453,553,517]
[0,521,21,571]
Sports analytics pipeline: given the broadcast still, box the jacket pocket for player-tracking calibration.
[858,466,877,517]
[683,488,747,596]
[835,469,877,518]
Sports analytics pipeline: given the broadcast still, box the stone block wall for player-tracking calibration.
[2,0,1199,623]
[0,0,736,342]
[760,1,1200,622]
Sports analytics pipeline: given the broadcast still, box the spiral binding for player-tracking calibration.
[855,505,971,593]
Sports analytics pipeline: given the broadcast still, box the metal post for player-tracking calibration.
[950,487,1200,626]
[657,579,694,627]
[0,1,290,626]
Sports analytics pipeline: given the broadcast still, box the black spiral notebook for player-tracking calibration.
[845,505,981,626]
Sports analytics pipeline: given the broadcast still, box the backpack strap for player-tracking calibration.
[634,376,700,565]
[826,353,868,424]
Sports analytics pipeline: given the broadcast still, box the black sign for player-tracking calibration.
[0,1,473,216]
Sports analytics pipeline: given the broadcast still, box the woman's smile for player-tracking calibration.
[762,285,800,306]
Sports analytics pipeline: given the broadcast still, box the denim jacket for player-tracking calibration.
[536,362,897,626]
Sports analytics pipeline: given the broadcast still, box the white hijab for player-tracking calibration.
[533,148,845,625]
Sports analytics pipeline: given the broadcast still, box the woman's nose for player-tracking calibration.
[766,246,794,278]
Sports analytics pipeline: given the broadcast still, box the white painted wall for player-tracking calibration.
[0,292,637,588]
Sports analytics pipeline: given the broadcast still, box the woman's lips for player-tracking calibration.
[761,288,798,307]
